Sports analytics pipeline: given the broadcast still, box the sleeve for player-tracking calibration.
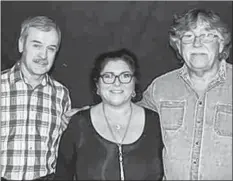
[60,87,72,132]
[137,79,159,112]
[146,109,164,180]
[54,116,77,180]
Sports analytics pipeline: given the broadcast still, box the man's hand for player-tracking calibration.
[62,106,90,126]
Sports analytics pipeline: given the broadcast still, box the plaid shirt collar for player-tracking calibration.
[9,61,54,87]
[179,59,227,83]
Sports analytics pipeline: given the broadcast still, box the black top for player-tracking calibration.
[55,108,164,180]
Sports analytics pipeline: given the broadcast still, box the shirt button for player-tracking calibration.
[195,142,199,145]
[199,101,203,105]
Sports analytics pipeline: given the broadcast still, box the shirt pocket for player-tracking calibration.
[159,100,185,130]
[214,104,232,137]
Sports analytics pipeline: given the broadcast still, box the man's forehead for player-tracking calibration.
[189,18,213,30]
[187,23,217,35]
[185,19,223,39]
[27,27,57,35]
[196,17,211,27]
[26,27,59,45]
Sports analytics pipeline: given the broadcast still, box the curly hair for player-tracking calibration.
[169,8,232,63]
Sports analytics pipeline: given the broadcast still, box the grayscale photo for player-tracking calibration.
[1,1,232,180]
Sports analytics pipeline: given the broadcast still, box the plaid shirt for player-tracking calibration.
[1,61,71,180]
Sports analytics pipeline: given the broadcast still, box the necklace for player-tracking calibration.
[102,103,133,181]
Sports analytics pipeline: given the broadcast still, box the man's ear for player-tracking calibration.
[175,40,182,54]
[219,41,224,54]
[18,37,24,53]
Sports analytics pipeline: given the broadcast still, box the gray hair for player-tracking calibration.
[169,8,232,62]
[20,16,61,47]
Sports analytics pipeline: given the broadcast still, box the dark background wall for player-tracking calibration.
[1,1,232,107]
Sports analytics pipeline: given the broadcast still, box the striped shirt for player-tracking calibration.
[1,61,71,180]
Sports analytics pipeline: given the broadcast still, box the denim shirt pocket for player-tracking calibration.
[159,100,185,130]
[214,104,232,137]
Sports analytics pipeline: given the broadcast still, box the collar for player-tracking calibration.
[9,61,53,87]
[179,59,226,82]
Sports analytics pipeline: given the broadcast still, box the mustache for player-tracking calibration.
[190,52,207,55]
[33,58,48,65]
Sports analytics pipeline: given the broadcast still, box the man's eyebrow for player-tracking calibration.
[48,45,58,49]
[31,40,42,44]
[31,40,58,49]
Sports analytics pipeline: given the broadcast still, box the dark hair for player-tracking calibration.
[90,48,142,104]
[169,8,232,63]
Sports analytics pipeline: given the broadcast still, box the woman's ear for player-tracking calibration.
[96,83,100,95]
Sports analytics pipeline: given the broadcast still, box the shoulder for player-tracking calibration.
[49,76,67,89]
[1,67,14,87]
[74,108,91,118]
[143,108,163,138]
[226,61,232,68]
[49,76,69,92]
[134,104,159,118]
[69,108,91,128]
[154,68,181,84]
[224,61,232,84]
[226,61,232,74]
[1,68,11,75]
[1,68,11,80]
[143,107,160,119]
[146,67,182,90]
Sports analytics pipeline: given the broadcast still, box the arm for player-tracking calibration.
[62,106,90,125]
[137,79,159,112]
[60,88,72,132]
[146,110,164,180]
[55,117,77,180]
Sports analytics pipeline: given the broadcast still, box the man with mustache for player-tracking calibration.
[57,7,232,180]
[139,8,232,180]
[1,16,71,180]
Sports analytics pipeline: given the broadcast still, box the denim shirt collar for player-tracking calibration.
[179,59,227,87]
[9,61,54,87]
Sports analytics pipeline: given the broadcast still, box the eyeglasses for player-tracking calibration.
[181,32,220,44]
[100,72,134,84]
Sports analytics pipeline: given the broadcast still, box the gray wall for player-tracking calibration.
[1,1,232,107]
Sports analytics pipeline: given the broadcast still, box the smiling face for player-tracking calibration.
[177,19,224,72]
[19,27,59,76]
[97,59,135,107]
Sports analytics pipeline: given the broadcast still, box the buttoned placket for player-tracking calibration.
[27,84,45,152]
[181,67,225,180]
[190,98,205,180]
[180,72,207,180]
[26,88,35,169]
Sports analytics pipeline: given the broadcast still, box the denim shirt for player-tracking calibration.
[138,60,232,180]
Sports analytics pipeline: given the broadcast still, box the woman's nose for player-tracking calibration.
[113,77,121,86]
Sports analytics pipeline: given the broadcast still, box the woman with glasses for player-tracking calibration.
[54,48,164,180]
